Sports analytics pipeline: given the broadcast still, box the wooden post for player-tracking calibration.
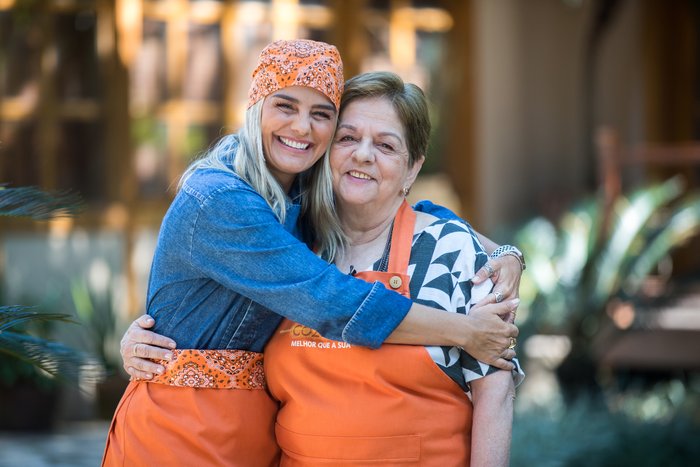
[272,0,300,41]
[437,0,477,221]
[97,0,137,316]
[595,126,621,240]
[389,0,415,71]
[221,0,242,129]
[37,10,58,191]
[328,0,367,80]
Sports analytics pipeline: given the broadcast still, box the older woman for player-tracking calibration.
[264,72,524,466]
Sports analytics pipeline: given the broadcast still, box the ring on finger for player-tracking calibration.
[483,262,495,278]
[508,337,517,349]
[493,290,504,303]
[132,344,138,358]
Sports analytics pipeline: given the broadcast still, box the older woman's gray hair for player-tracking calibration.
[340,71,431,167]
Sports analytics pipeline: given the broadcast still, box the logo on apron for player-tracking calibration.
[278,323,352,349]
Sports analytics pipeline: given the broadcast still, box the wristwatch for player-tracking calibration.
[490,245,526,271]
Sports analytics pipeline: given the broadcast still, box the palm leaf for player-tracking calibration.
[556,199,599,286]
[0,331,102,385]
[516,218,560,295]
[0,185,84,220]
[0,305,77,333]
[0,185,97,386]
[592,177,685,307]
[0,306,103,384]
[624,196,700,294]
[516,177,700,335]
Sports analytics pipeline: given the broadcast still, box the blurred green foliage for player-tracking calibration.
[0,307,87,388]
[0,186,99,387]
[510,176,700,464]
[516,176,700,337]
[515,177,700,383]
[70,278,123,375]
[512,394,700,467]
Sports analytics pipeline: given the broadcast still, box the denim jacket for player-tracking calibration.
[147,138,461,352]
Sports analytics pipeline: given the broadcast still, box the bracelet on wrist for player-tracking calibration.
[490,245,526,271]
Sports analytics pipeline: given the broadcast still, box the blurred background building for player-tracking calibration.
[1,0,699,464]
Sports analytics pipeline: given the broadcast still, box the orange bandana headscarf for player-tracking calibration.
[247,39,344,110]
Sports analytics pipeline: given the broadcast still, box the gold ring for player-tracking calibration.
[508,337,516,349]
[494,291,504,303]
[483,263,495,278]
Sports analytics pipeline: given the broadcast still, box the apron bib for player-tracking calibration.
[265,201,473,466]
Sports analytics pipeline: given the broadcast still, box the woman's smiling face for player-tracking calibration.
[331,96,423,211]
[261,86,337,191]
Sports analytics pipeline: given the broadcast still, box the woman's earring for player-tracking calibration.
[402,187,410,197]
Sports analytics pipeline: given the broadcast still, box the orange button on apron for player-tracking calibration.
[389,275,403,289]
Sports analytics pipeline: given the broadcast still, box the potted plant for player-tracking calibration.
[514,176,700,400]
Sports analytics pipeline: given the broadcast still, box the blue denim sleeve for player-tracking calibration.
[185,181,412,348]
[413,199,474,229]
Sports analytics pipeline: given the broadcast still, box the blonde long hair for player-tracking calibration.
[179,100,345,260]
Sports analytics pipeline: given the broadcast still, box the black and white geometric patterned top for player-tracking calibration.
[371,218,525,394]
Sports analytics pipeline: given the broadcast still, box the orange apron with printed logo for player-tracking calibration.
[102,349,280,467]
[265,201,473,466]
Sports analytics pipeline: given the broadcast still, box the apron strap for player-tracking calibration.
[387,200,416,275]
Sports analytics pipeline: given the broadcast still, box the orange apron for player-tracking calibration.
[265,201,473,466]
[102,349,280,467]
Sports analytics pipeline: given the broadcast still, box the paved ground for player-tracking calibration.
[0,421,109,467]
